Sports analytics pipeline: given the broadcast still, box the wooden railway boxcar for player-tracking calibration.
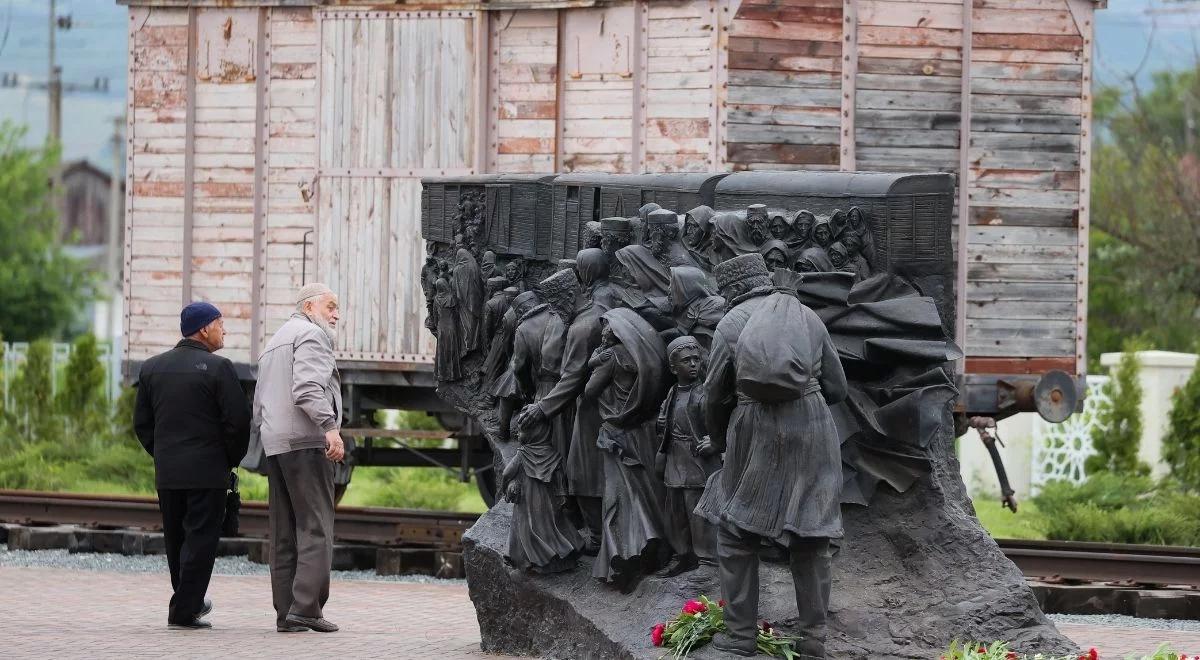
[118,0,1102,426]
[422,174,556,257]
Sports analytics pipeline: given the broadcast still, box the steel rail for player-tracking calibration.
[996,539,1200,587]
[3,490,1197,585]
[0,490,479,549]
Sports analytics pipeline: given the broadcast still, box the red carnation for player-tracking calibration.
[682,600,706,615]
[760,620,773,634]
[718,599,726,607]
[1006,652,1019,660]
[1088,649,1098,660]
[979,648,987,654]
[651,623,665,647]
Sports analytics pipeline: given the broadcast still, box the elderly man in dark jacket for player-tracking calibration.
[135,302,252,629]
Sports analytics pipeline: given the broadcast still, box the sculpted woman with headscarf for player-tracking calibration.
[681,206,717,270]
[668,266,725,351]
[451,243,485,356]
[613,244,674,331]
[710,212,763,263]
[759,239,792,273]
[584,307,672,587]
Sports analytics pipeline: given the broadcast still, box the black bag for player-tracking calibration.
[222,471,241,538]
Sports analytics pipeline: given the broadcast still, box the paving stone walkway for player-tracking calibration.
[1,566,1198,658]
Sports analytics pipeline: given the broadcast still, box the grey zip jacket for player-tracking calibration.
[253,313,342,457]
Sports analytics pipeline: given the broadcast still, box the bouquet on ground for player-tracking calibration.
[650,595,799,659]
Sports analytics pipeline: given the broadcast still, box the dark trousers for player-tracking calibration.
[157,488,226,624]
[717,526,832,659]
[267,448,335,624]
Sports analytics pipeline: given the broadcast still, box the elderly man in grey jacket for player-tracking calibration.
[254,283,345,633]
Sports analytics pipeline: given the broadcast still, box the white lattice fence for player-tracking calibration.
[1029,375,1109,495]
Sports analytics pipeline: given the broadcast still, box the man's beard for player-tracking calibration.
[313,315,338,343]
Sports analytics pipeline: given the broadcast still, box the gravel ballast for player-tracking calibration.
[0,543,462,584]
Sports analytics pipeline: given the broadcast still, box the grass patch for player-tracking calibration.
[972,498,1045,540]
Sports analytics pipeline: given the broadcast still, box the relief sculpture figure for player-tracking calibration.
[696,253,848,659]
[654,335,719,578]
[585,307,672,588]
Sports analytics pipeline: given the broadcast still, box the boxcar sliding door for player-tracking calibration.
[315,9,480,365]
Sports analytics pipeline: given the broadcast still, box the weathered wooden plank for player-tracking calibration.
[729,69,840,88]
[729,19,841,42]
[858,0,963,29]
[647,71,712,90]
[728,85,841,107]
[971,94,1081,115]
[969,225,1076,246]
[734,3,842,24]
[964,205,1080,229]
[964,356,1077,374]
[726,143,839,165]
[855,108,961,131]
[967,280,1076,301]
[858,57,962,76]
[729,52,841,73]
[858,26,962,48]
[857,44,961,60]
[969,132,1079,151]
[728,37,841,57]
[970,112,1080,134]
[969,148,1081,170]
[728,104,841,127]
[856,72,962,93]
[972,47,1081,65]
[969,61,1082,81]
[967,262,1076,282]
[856,147,959,169]
[967,336,1076,358]
[967,242,1077,264]
[969,168,1079,190]
[972,77,1081,97]
[728,124,839,145]
[967,186,1080,208]
[971,33,1083,52]
[857,89,961,111]
[856,127,961,147]
[972,8,1077,36]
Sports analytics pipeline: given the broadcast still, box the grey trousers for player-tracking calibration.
[717,526,832,659]
[267,448,335,623]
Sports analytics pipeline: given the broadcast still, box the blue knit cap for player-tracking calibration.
[181,302,222,337]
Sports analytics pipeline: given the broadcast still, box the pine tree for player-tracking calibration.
[58,333,108,439]
[13,339,58,443]
[1162,350,1200,491]
[1087,345,1151,476]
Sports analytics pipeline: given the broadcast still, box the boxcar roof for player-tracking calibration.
[421,174,556,185]
[716,171,954,197]
[552,172,728,191]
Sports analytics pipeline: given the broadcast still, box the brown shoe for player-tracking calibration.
[285,614,339,633]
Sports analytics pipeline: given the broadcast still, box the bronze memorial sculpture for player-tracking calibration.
[420,172,1077,659]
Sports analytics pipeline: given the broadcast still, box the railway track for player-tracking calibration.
[0,490,478,549]
[2,491,1198,587]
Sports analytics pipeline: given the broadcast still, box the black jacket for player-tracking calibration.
[134,339,252,489]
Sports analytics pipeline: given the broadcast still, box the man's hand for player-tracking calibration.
[516,404,546,431]
[695,435,716,457]
[325,429,345,462]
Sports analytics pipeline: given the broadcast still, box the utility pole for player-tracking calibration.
[48,0,61,151]
[106,116,124,341]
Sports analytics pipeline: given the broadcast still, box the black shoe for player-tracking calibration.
[198,598,213,618]
[711,632,757,656]
[581,536,601,557]
[276,623,309,633]
[285,614,339,633]
[168,618,212,630]
[655,554,699,578]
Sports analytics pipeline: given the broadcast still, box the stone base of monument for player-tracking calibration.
[463,442,1078,660]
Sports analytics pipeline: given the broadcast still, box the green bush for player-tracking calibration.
[1034,477,1200,546]
[1162,350,1200,492]
[1087,345,1151,476]
[1032,472,1155,513]
[12,339,60,443]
